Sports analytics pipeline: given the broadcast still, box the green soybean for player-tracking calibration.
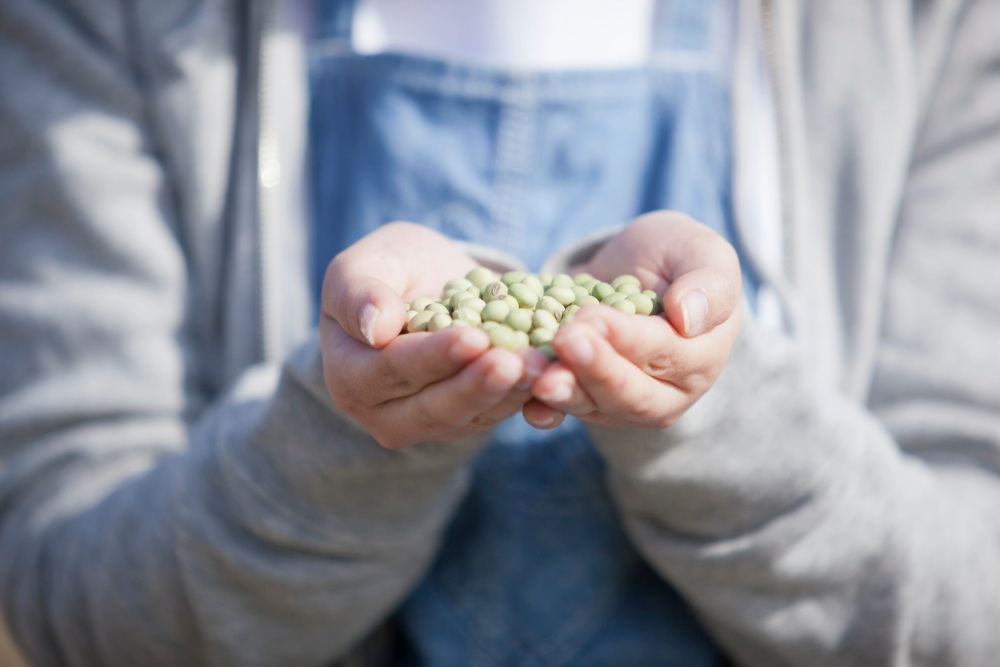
[591,282,615,300]
[520,274,546,297]
[529,327,555,346]
[571,285,591,302]
[508,282,539,309]
[489,324,522,350]
[505,308,534,333]
[500,295,521,312]
[407,310,436,332]
[550,273,575,288]
[627,293,655,316]
[544,286,576,307]
[466,267,496,289]
[481,299,511,323]
[615,282,641,296]
[410,296,437,312]
[536,295,566,319]
[611,299,637,314]
[444,278,474,292]
[612,274,642,289]
[452,306,483,325]
[448,290,479,309]
[403,270,656,354]
[482,281,509,302]
[428,312,454,331]
[501,270,527,286]
[460,297,487,314]
[532,309,559,331]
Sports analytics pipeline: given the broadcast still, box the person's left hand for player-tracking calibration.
[522,211,743,430]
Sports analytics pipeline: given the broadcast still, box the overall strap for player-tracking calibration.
[314,0,356,45]
[652,0,734,69]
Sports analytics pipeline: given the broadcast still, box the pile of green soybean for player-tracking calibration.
[404,267,661,357]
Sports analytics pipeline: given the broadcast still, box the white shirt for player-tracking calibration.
[352,0,657,70]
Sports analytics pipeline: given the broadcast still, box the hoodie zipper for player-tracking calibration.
[255,0,280,362]
[748,0,802,336]
[759,0,794,287]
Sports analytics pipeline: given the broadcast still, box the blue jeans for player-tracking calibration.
[310,1,739,664]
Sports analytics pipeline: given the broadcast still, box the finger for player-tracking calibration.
[516,346,552,392]
[622,211,742,337]
[568,305,734,387]
[320,315,491,405]
[421,346,550,437]
[322,259,409,349]
[662,266,741,338]
[320,221,480,348]
[375,348,528,448]
[565,306,684,378]
[410,346,550,429]
[543,315,693,427]
[522,399,567,430]
[530,361,598,418]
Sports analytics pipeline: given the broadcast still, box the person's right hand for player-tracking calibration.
[320,222,547,449]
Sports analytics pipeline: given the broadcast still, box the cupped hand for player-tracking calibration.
[320,222,545,449]
[522,211,743,430]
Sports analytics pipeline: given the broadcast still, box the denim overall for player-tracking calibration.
[310,2,741,664]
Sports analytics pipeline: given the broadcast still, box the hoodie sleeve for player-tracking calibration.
[588,2,1000,666]
[0,2,480,665]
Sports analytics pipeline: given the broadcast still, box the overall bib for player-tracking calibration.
[309,2,742,664]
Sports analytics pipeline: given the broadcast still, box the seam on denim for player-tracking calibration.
[489,80,536,261]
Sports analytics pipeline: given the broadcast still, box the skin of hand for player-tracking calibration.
[320,222,548,449]
[523,211,743,430]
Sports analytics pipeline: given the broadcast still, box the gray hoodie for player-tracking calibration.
[1,1,999,666]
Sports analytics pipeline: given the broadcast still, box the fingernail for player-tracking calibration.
[558,329,594,365]
[681,289,709,336]
[449,329,487,363]
[485,363,518,393]
[360,303,379,346]
[542,378,573,403]
[532,412,561,429]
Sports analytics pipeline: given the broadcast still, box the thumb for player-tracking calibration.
[662,266,742,337]
[630,211,741,338]
[321,259,407,349]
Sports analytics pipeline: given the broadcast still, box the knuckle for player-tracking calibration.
[379,366,416,396]
[470,413,503,429]
[643,348,682,378]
